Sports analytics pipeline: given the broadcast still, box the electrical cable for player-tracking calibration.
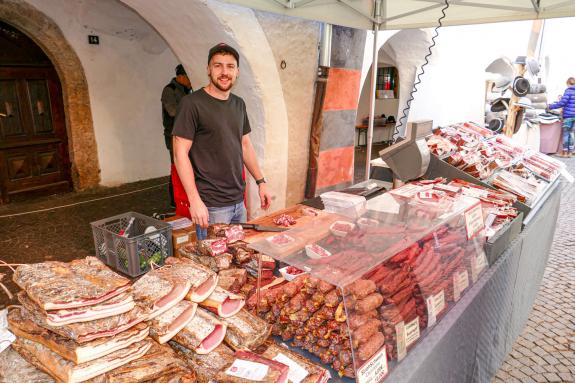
[392,0,450,142]
[0,182,168,219]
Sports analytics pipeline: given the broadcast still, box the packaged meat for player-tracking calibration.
[8,308,149,364]
[220,309,272,350]
[165,257,218,303]
[172,308,227,354]
[329,221,356,237]
[305,244,331,259]
[149,300,198,344]
[200,287,245,318]
[18,294,145,344]
[11,336,152,383]
[13,257,130,311]
[266,234,296,247]
[171,342,235,383]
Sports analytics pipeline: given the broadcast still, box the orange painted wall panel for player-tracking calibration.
[316,146,354,189]
[323,68,361,111]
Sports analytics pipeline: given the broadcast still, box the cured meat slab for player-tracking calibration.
[88,342,196,383]
[165,257,218,302]
[13,257,130,311]
[149,300,198,344]
[11,337,152,383]
[171,342,235,383]
[0,347,54,383]
[220,309,271,350]
[199,287,245,318]
[43,292,135,327]
[132,268,191,320]
[172,308,227,354]
[19,293,144,344]
[8,308,149,364]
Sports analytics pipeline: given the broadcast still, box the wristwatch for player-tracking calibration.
[256,177,266,185]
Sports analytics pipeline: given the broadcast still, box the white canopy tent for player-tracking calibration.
[220,0,575,180]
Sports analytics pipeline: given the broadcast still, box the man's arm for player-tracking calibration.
[242,134,271,210]
[549,91,569,110]
[161,86,178,117]
[173,135,209,227]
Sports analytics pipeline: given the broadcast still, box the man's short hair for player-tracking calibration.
[568,77,575,86]
[208,43,240,66]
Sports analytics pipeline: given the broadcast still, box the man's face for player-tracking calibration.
[207,53,239,92]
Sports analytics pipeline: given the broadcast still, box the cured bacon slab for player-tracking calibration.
[43,292,135,327]
[8,308,149,364]
[0,347,54,383]
[90,342,196,383]
[149,300,198,344]
[13,257,130,311]
[18,293,144,344]
[171,342,235,383]
[11,337,152,383]
[172,308,227,354]
[200,287,245,318]
[132,268,191,320]
[220,309,271,350]
[166,257,218,302]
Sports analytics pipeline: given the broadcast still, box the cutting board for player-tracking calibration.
[244,204,325,244]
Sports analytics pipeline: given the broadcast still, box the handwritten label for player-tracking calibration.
[464,202,484,240]
[273,353,309,383]
[461,187,489,199]
[426,290,446,327]
[226,359,269,381]
[453,270,469,302]
[389,184,424,198]
[357,346,388,383]
[176,234,190,245]
[395,321,407,361]
[405,317,421,348]
[471,252,488,283]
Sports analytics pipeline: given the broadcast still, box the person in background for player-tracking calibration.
[172,43,271,239]
[161,64,192,207]
[548,77,575,157]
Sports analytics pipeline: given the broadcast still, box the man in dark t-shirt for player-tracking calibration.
[172,43,271,238]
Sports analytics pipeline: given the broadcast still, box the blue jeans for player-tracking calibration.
[196,201,247,240]
[562,118,575,151]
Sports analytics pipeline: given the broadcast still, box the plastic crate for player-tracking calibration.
[91,212,172,277]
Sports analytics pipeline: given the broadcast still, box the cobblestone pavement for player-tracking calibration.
[493,156,575,383]
[0,177,171,308]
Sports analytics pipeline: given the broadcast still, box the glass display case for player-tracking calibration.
[248,188,488,382]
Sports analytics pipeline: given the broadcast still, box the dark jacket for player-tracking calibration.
[161,78,191,136]
[549,85,575,119]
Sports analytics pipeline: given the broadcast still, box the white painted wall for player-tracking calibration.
[25,0,179,186]
[540,18,575,102]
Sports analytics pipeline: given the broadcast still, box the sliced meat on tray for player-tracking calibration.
[11,336,152,383]
[166,257,218,302]
[199,287,245,318]
[172,308,227,354]
[8,308,149,364]
[13,257,130,311]
[149,300,198,344]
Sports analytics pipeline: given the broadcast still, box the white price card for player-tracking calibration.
[176,234,190,245]
[389,184,424,198]
[273,353,309,383]
[0,309,8,329]
[405,317,421,348]
[464,202,484,240]
[357,346,388,383]
[471,252,488,283]
[395,321,407,361]
[434,183,461,194]
[226,359,269,381]
[0,329,15,354]
[426,290,445,327]
[453,270,469,302]
[461,187,489,199]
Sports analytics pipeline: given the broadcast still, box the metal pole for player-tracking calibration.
[365,23,379,181]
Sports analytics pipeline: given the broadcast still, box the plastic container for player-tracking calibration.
[91,212,172,277]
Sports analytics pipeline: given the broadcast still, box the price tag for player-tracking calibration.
[405,317,421,348]
[471,252,488,283]
[464,202,484,240]
[357,346,388,383]
[0,309,8,329]
[176,234,190,245]
[226,359,269,381]
[389,184,424,198]
[0,329,15,354]
[395,321,407,361]
[434,183,461,193]
[453,270,469,302]
[426,290,445,327]
[273,353,309,383]
[484,213,497,229]
[461,187,488,199]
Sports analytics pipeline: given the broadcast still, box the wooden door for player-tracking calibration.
[0,67,71,203]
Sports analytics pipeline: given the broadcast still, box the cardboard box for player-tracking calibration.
[163,215,196,253]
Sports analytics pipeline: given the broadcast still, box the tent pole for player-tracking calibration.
[365,22,379,181]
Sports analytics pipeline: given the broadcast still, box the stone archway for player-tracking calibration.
[0,0,100,190]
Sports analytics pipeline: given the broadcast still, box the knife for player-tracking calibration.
[240,223,288,232]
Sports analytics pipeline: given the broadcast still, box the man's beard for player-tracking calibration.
[210,73,234,92]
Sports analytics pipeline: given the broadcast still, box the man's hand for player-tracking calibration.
[258,183,272,210]
[189,197,209,228]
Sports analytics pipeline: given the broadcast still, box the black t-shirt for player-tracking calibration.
[172,88,251,207]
